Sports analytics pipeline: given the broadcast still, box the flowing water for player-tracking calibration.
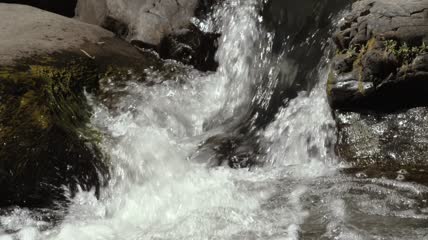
[1,0,428,239]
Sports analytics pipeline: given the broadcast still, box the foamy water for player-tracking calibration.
[1,0,428,239]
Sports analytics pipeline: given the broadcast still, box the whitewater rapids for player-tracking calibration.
[1,0,427,239]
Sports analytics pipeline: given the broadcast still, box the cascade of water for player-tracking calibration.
[2,1,428,239]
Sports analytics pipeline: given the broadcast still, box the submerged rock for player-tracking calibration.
[0,4,162,208]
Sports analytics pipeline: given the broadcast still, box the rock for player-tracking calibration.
[0,3,111,65]
[76,0,220,71]
[328,0,428,185]
[192,132,261,169]
[75,0,198,45]
[195,0,221,19]
[157,24,220,72]
[0,4,162,208]
[2,0,77,17]
[258,0,353,127]
[327,0,428,110]
[335,108,428,185]
[131,25,220,72]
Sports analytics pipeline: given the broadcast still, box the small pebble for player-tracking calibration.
[397,169,408,175]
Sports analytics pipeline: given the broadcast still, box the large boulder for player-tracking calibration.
[0,3,161,208]
[327,0,428,185]
[328,0,428,110]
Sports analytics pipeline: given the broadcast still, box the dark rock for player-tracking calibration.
[101,16,130,39]
[1,0,77,17]
[255,0,353,128]
[130,24,220,72]
[157,25,220,72]
[328,0,428,111]
[195,0,221,19]
[192,132,261,169]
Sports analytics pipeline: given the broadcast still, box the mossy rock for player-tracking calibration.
[328,0,428,111]
[0,45,166,209]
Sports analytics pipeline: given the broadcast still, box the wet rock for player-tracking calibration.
[157,25,220,71]
[0,4,162,208]
[330,0,428,186]
[195,0,222,19]
[328,0,428,110]
[257,0,353,128]
[2,0,77,17]
[132,24,220,72]
[193,133,261,169]
[335,108,428,185]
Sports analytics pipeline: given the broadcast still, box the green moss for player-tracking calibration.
[384,40,428,64]
[0,53,106,150]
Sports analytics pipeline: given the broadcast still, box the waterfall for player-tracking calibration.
[2,0,428,239]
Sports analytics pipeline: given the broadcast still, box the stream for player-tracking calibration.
[1,0,428,239]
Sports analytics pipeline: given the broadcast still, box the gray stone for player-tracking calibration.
[75,0,198,45]
[0,3,114,65]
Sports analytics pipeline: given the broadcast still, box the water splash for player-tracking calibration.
[2,0,428,239]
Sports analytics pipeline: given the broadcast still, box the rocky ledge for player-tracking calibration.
[328,0,428,110]
[327,0,428,184]
[0,3,168,209]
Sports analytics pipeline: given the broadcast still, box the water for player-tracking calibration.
[1,0,428,239]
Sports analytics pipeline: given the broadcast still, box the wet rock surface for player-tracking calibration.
[335,108,428,184]
[329,0,428,185]
[130,24,220,72]
[0,4,164,209]
[257,0,353,127]
[157,25,220,72]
